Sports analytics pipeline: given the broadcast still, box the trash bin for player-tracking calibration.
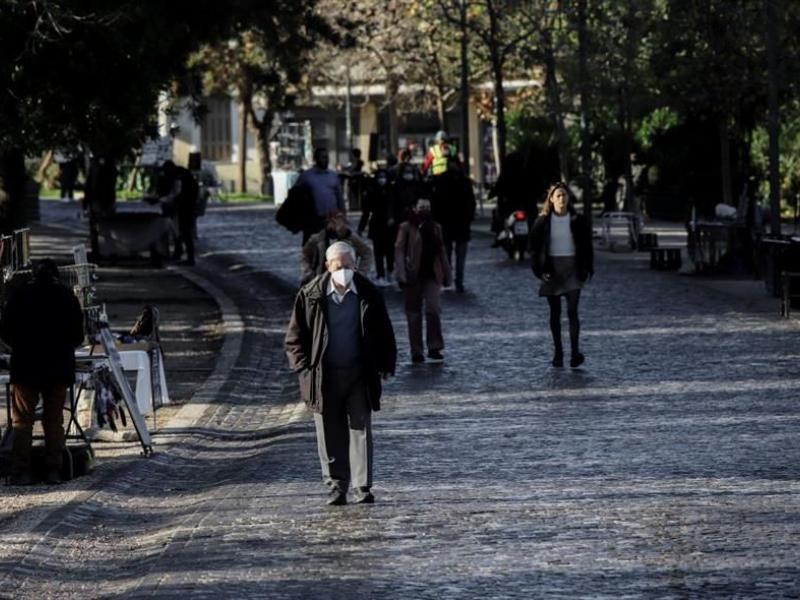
[760,235,800,296]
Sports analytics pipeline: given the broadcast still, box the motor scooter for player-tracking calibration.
[497,210,529,261]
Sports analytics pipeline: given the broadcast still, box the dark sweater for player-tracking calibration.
[323,291,362,368]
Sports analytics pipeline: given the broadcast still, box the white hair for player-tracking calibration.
[325,240,356,263]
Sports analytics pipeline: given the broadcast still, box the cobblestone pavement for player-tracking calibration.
[2,202,800,598]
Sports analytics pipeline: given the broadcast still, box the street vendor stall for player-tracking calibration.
[96,201,172,259]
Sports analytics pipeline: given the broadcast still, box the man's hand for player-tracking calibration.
[542,273,553,282]
[380,372,392,381]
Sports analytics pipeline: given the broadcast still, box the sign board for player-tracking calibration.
[99,327,153,455]
[140,137,174,167]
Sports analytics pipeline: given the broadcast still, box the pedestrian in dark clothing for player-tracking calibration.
[528,183,594,369]
[395,198,452,364]
[343,148,365,210]
[358,169,399,286]
[0,259,85,485]
[434,160,476,293]
[160,160,199,266]
[285,241,397,506]
[391,149,427,222]
[295,148,345,245]
[58,157,79,201]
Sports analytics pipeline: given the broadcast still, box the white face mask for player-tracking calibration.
[331,268,354,289]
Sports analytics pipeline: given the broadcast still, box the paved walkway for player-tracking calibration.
[2,202,800,598]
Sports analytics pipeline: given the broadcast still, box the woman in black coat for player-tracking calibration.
[529,183,594,368]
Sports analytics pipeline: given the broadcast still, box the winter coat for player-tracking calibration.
[300,229,373,285]
[394,218,452,287]
[358,181,400,241]
[528,212,594,282]
[432,171,476,243]
[284,272,397,414]
[0,280,84,385]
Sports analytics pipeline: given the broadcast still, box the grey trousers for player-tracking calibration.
[313,366,373,491]
[403,279,443,356]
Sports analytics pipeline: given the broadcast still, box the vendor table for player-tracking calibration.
[76,346,169,417]
[97,202,172,257]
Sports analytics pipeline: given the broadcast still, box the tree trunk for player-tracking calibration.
[386,77,400,157]
[459,0,470,173]
[254,119,273,198]
[238,101,249,194]
[766,0,782,235]
[617,88,635,213]
[435,92,447,132]
[84,156,117,257]
[542,29,570,184]
[0,150,27,234]
[36,150,54,183]
[577,0,593,224]
[488,12,507,173]
[719,120,733,206]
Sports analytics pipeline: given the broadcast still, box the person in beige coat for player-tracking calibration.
[394,198,452,364]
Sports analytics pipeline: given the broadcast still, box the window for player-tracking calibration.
[201,96,232,162]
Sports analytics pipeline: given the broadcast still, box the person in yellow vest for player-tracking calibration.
[421,130,456,177]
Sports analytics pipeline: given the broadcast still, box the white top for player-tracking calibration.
[549,213,576,256]
[327,277,358,305]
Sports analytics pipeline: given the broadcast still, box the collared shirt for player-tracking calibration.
[327,277,359,305]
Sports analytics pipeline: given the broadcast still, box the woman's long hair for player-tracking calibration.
[539,182,575,217]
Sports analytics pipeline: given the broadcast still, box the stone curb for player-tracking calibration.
[155,265,244,435]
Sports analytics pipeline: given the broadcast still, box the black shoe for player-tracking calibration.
[455,283,465,293]
[411,354,425,364]
[427,350,444,362]
[44,469,62,485]
[8,471,34,486]
[327,488,347,506]
[178,259,196,266]
[353,487,375,504]
[552,352,564,368]
[570,352,585,368]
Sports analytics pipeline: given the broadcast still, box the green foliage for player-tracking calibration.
[635,107,681,151]
[752,104,800,206]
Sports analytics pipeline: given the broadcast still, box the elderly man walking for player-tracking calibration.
[285,241,396,506]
